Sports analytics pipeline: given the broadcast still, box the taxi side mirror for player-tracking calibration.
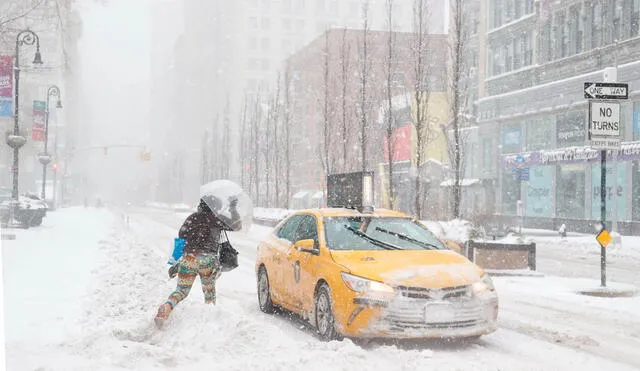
[295,239,319,255]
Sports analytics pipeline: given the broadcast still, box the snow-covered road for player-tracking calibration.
[3,207,639,370]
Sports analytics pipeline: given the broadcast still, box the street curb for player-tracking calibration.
[486,270,544,278]
[577,287,638,298]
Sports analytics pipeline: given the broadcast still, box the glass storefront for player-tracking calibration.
[633,161,640,221]
[501,173,521,215]
[556,111,586,147]
[525,165,553,217]
[526,117,554,151]
[590,162,627,221]
[556,164,586,219]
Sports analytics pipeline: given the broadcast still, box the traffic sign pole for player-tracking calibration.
[586,71,628,287]
[600,149,607,287]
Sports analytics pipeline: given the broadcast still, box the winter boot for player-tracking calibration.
[154,302,173,328]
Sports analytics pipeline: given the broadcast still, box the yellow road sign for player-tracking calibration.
[596,228,613,248]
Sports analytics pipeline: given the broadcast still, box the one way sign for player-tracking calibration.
[584,82,628,99]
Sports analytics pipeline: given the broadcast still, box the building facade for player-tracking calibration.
[0,1,81,205]
[285,29,449,206]
[472,0,640,233]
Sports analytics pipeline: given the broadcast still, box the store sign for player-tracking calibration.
[502,128,521,147]
[501,143,640,168]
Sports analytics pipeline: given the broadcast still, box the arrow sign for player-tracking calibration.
[584,82,628,99]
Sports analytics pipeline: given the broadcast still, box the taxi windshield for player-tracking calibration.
[323,216,447,251]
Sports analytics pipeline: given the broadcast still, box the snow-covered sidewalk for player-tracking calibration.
[3,207,640,370]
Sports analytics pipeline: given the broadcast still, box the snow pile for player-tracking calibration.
[421,219,472,244]
[253,207,292,222]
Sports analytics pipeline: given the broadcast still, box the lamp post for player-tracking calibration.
[39,85,62,202]
[6,30,43,203]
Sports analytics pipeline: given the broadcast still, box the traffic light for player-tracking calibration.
[140,151,151,162]
[52,163,59,172]
[103,147,108,156]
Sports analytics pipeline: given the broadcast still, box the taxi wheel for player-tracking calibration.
[315,284,342,341]
[257,266,275,314]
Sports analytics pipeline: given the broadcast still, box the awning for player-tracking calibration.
[311,191,324,199]
[292,191,309,199]
[440,178,480,187]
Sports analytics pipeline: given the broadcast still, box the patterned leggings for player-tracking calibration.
[166,253,221,308]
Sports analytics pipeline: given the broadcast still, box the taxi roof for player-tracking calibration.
[289,207,410,219]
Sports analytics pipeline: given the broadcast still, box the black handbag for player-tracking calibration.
[218,230,239,272]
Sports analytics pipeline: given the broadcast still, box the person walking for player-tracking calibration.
[155,195,241,327]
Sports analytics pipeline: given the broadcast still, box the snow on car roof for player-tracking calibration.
[291,207,409,218]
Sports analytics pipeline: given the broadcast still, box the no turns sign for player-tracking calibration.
[589,101,620,137]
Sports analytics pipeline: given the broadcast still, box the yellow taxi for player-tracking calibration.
[255,207,499,341]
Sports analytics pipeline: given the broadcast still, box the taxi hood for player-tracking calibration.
[329,249,483,288]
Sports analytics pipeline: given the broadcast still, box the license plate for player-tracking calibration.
[424,302,456,323]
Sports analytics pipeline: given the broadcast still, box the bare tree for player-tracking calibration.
[319,30,333,186]
[222,95,231,179]
[383,0,397,209]
[272,74,282,207]
[283,65,293,208]
[357,1,372,173]
[250,92,262,203]
[409,0,437,219]
[239,94,249,191]
[338,28,352,172]
[447,0,472,219]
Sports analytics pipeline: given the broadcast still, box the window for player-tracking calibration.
[514,0,522,19]
[613,0,623,42]
[316,0,325,13]
[283,18,292,31]
[248,58,260,70]
[392,72,405,88]
[504,0,513,23]
[539,20,552,62]
[293,215,319,244]
[491,0,503,28]
[524,0,534,14]
[522,32,533,66]
[483,138,493,170]
[262,59,270,71]
[282,0,292,13]
[505,42,513,72]
[556,165,586,219]
[294,0,305,14]
[323,217,446,251]
[296,19,305,32]
[592,2,603,48]
[261,38,270,51]
[277,215,304,242]
[569,6,580,56]
[631,0,640,37]
[557,111,586,147]
[262,17,271,30]
[249,17,258,29]
[633,161,640,221]
[554,11,567,59]
[248,38,257,50]
[501,174,521,215]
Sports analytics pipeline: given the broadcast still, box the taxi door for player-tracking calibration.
[269,214,303,306]
[285,214,322,314]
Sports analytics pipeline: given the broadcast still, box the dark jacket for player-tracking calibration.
[179,201,241,255]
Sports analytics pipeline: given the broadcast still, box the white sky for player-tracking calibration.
[76,0,153,201]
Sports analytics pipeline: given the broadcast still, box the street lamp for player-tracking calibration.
[39,84,62,202]
[6,29,43,202]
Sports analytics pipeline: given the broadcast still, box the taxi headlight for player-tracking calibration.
[472,273,495,295]
[341,272,395,294]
